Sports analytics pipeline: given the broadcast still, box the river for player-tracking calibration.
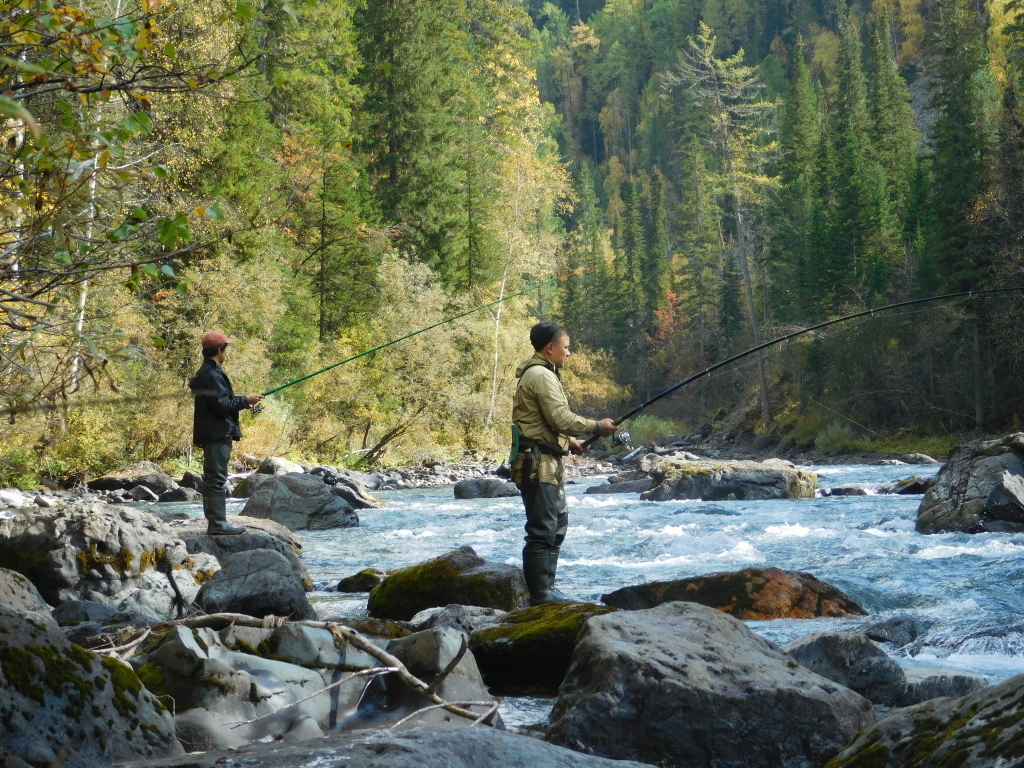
[223,463,1024,728]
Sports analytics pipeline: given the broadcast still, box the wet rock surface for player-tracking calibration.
[336,568,387,592]
[368,546,529,621]
[546,601,875,768]
[785,631,907,706]
[917,433,1024,533]
[0,568,182,768]
[601,567,866,619]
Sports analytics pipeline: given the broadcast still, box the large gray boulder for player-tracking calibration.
[241,473,359,530]
[106,726,655,768]
[310,466,381,509]
[584,478,653,494]
[546,601,875,768]
[170,516,311,590]
[0,503,218,622]
[368,546,529,621]
[256,456,306,476]
[901,666,988,704]
[641,457,817,501]
[785,631,907,706]
[0,568,182,767]
[917,433,1024,533]
[196,549,316,620]
[828,672,1024,767]
[453,478,520,499]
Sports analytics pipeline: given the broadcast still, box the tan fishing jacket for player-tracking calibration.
[512,352,601,455]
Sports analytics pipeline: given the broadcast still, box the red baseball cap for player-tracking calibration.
[201,331,235,349]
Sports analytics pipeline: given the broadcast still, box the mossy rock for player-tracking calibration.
[469,602,616,695]
[601,566,865,619]
[337,568,386,593]
[367,546,528,621]
[827,671,1024,767]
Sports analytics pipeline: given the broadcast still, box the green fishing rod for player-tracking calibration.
[258,265,597,400]
[583,286,1024,450]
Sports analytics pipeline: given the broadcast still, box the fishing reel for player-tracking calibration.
[249,402,264,415]
[612,430,631,447]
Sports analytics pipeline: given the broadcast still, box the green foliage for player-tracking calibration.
[628,414,686,447]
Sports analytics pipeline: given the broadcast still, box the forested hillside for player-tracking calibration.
[3,0,1024,483]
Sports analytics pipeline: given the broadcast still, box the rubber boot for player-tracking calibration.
[205,491,245,535]
[545,549,573,603]
[523,553,550,606]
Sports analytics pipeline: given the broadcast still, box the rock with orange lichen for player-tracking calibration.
[601,566,866,619]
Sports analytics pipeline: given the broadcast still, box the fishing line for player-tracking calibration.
[583,286,1024,449]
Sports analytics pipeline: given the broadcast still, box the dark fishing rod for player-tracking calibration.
[258,265,595,401]
[583,286,1024,450]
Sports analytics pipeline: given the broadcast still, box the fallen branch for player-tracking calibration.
[388,700,496,730]
[148,613,500,726]
[228,667,398,729]
[97,627,152,659]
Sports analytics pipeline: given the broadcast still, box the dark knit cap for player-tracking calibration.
[530,321,565,351]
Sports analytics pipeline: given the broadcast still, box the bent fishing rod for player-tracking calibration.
[582,286,1024,450]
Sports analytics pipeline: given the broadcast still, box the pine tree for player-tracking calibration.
[866,12,919,223]
[922,0,991,292]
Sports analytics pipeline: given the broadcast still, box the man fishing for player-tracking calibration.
[189,331,264,536]
[511,321,616,605]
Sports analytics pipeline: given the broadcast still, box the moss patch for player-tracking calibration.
[77,545,134,576]
[101,656,142,718]
[343,618,410,639]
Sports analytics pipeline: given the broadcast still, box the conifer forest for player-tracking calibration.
[4,0,1024,482]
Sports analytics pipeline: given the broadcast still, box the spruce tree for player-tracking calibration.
[922,0,991,292]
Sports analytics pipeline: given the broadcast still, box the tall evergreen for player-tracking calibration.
[922,0,991,292]
[774,38,819,321]
[643,168,670,325]
[866,12,919,223]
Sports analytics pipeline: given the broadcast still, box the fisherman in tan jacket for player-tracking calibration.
[511,321,616,605]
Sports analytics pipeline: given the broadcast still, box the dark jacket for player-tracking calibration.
[189,360,250,446]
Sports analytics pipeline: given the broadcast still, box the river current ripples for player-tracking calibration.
[209,463,1024,727]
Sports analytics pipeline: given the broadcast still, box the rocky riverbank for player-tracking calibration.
[16,437,1024,768]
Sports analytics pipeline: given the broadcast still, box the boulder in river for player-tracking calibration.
[825,484,871,496]
[256,456,305,475]
[157,486,202,503]
[901,452,941,464]
[601,567,866,619]
[453,477,520,499]
[917,432,1024,533]
[827,671,1024,767]
[337,567,386,592]
[0,568,182,767]
[310,465,381,509]
[196,549,317,620]
[901,666,988,704]
[469,602,616,695]
[368,545,529,621]
[241,473,359,530]
[785,631,907,706]
[546,601,875,767]
[170,515,311,590]
[584,478,653,494]
[878,475,935,495]
[108,725,654,768]
[641,457,817,501]
[0,503,218,622]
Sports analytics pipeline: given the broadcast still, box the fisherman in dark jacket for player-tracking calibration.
[189,331,264,535]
